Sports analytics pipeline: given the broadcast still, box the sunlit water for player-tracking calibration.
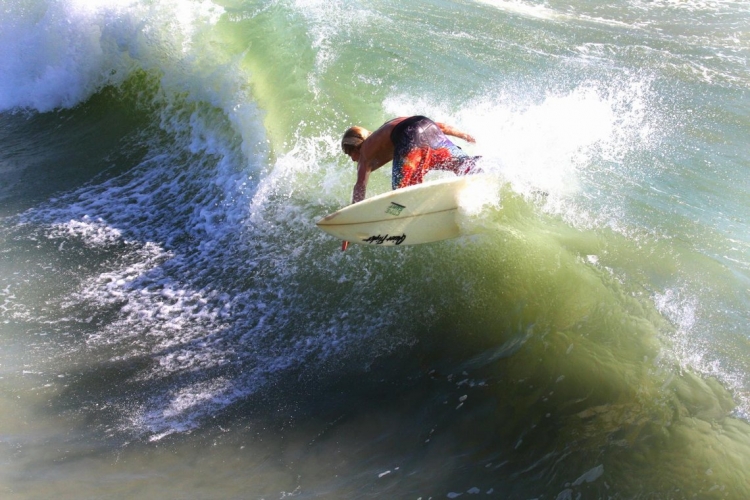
[1,0,749,498]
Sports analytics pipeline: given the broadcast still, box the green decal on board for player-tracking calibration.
[386,202,406,216]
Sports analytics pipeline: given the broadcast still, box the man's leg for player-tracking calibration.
[394,147,430,189]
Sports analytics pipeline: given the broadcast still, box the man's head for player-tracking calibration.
[341,126,370,160]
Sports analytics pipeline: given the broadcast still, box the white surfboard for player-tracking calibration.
[316,174,491,246]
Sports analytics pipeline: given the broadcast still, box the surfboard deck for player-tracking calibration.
[316,174,489,246]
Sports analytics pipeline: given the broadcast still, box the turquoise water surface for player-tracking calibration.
[1,0,749,497]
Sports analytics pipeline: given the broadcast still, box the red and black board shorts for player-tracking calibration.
[390,116,480,190]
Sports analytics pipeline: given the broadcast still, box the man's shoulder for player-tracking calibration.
[376,117,408,132]
[368,120,398,143]
[385,116,409,127]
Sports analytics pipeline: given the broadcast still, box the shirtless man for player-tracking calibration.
[338,116,480,251]
[341,116,480,204]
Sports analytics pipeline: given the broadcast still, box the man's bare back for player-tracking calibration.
[342,117,476,204]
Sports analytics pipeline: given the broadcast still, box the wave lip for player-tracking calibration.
[1,1,124,112]
[0,0,225,113]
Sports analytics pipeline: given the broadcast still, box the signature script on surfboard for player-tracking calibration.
[362,234,407,245]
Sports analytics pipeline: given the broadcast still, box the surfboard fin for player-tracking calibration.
[341,241,349,251]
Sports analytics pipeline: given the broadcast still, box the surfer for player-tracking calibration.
[341,116,480,204]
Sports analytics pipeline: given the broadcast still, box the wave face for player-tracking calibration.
[1,0,749,498]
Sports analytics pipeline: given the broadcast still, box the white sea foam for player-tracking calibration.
[473,0,561,21]
[654,286,750,418]
[48,216,127,247]
[0,0,225,112]
[12,96,416,438]
[1,0,277,434]
[386,75,657,230]
[292,0,376,76]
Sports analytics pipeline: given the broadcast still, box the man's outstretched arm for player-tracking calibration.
[436,122,476,143]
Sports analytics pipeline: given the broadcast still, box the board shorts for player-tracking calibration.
[390,116,480,190]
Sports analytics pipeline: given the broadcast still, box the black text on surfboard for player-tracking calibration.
[362,234,407,245]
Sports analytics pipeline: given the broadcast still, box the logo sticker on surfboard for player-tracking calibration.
[385,202,406,216]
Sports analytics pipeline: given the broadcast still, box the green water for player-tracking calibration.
[1,0,750,497]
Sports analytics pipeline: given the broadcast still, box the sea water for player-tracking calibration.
[1,0,749,498]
